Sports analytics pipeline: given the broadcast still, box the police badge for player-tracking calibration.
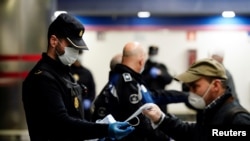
[74,97,79,109]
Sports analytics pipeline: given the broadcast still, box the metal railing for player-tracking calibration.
[0,130,29,141]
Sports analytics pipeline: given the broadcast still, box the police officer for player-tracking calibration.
[93,42,169,141]
[22,13,134,141]
[142,45,173,90]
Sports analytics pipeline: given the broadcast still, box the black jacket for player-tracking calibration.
[93,64,170,141]
[22,53,109,141]
[157,90,250,141]
[92,70,189,122]
[92,70,120,122]
[142,60,173,89]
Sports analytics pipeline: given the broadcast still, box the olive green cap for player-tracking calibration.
[174,58,227,83]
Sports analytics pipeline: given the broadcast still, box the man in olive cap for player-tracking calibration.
[142,58,250,141]
[22,13,134,141]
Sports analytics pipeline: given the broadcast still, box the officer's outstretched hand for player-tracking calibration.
[142,103,163,123]
[108,122,134,140]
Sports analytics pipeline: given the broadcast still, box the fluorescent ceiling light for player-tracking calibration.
[137,11,150,18]
[222,11,235,18]
[54,11,67,18]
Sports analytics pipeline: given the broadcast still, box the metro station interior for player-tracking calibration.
[0,0,250,140]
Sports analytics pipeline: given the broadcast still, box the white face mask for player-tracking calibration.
[57,47,79,66]
[77,54,82,62]
[188,82,213,110]
[149,55,158,62]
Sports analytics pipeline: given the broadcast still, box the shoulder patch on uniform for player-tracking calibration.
[34,70,42,75]
[122,73,132,82]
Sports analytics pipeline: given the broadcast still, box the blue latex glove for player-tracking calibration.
[83,99,91,110]
[150,67,161,78]
[108,122,135,140]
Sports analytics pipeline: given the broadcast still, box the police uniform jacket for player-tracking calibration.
[108,64,168,141]
[92,70,189,123]
[92,70,120,122]
[155,90,250,141]
[22,53,109,141]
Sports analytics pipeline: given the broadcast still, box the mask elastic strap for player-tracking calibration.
[124,103,154,126]
[127,116,140,127]
[202,81,214,98]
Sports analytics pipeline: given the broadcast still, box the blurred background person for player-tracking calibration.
[91,53,122,122]
[71,50,96,121]
[209,48,239,103]
[142,45,173,114]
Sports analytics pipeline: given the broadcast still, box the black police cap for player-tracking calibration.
[148,45,158,55]
[48,13,88,50]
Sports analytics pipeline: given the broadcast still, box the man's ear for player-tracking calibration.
[50,35,58,48]
[213,79,221,92]
[139,57,144,67]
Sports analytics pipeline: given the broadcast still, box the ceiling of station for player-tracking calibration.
[57,0,250,17]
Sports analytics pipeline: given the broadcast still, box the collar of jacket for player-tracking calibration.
[205,89,233,111]
[113,64,145,83]
[41,52,70,74]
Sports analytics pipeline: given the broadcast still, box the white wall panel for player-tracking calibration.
[80,29,250,113]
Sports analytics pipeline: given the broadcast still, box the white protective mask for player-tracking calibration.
[57,47,79,66]
[188,82,213,110]
[149,56,158,62]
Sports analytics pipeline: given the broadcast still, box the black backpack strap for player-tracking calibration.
[40,69,56,80]
[37,62,59,80]
[38,63,73,85]
[224,106,249,124]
